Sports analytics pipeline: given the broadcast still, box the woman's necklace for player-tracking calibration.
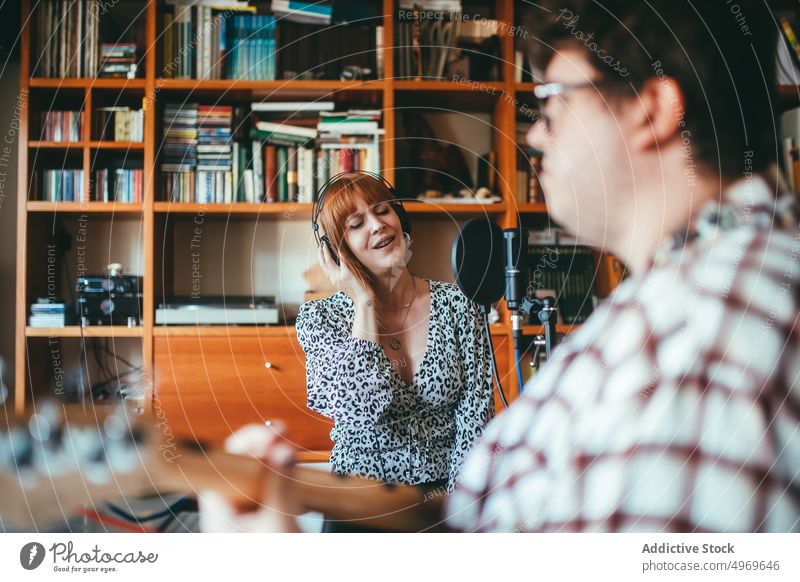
[381,279,417,351]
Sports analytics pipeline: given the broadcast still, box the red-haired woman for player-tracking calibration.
[296,173,494,527]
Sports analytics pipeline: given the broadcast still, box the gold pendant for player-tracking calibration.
[390,338,401,350]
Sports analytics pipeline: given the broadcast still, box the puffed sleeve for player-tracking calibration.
[295,299,395,426]
[447,295,495,490]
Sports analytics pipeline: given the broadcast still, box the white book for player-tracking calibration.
[252,140,264,201]
[243,169,254,203]
[255,121,317,138]
[297,146,306,202]
[250,101,335,112]
[304,147,314,203]
[317,121,380,133]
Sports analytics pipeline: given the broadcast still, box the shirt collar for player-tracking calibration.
[651,174,796,268]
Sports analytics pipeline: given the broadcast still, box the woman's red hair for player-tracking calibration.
[318,173,402,301]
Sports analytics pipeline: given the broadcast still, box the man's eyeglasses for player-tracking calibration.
[532,81,600,130]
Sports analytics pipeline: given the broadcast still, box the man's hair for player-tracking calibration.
[526,0,779,179]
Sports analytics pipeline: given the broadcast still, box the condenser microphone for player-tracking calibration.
[503,228,525,322]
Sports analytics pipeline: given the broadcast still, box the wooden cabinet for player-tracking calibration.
[154,331,333,454]
[153,328,515,456]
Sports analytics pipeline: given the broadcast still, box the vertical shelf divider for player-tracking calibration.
[15,0,32,413]
[143,0,157,412]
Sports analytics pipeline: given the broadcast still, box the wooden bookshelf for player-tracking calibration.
[15,0,620,455]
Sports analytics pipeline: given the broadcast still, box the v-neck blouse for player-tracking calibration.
[296,279,495,491]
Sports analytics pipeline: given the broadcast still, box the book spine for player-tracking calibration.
[277,146,288,202]
[264,144,277,203]
[287,145,298,201]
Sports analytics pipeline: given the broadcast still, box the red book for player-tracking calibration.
[264,145,277,203]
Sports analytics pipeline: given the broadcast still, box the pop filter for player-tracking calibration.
[451,217,505,309]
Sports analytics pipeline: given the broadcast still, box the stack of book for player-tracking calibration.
[196,106,234,203]
[99,43,138,78]
[36,170,85,202]
[161,103,199,201]
[40,111,83,142]
[242,101,330,203]
[95,169,143,203]
[395,6,462,80]
[33,0,100,77]
[317,109,383,175]
[29,300,67,328]
[94,107,144,142]
[162,4,276,80]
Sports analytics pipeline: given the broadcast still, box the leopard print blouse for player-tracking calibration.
[296,278,495,492]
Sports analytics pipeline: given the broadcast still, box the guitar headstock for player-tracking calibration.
[0,401,156,527]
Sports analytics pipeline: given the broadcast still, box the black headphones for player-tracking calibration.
[311,171,411,266]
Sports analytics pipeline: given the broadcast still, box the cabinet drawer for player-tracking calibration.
[154,334,333,451]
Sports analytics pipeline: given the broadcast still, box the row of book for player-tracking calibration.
[160,101,382,203]
[527,245,597,325]
[33,0,100,78]
[95,169,144,203]
[94,107,144,142]
[165,139,379,204]
[40,111,83,143]
[394,4,502,81]
[515,149,544,204]
[35,170,85,202]
[162,5,277,80]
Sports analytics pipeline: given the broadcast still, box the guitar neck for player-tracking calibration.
[158,445,446,532]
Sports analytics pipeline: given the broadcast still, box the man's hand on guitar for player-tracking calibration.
[199,422,302,533]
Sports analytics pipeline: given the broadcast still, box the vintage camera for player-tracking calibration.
[75,264,142,326]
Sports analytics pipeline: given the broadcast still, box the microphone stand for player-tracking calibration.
[515,295,558,392]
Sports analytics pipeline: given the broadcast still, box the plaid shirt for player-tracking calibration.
[445,175,800,532]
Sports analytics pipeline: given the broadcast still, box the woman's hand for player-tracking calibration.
[318,241,372,306]
[198,422,302,533]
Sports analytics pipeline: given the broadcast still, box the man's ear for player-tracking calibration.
[627,76,686,152]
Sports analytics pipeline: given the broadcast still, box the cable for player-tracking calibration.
[483,312,509,409]
[514,346,526,394]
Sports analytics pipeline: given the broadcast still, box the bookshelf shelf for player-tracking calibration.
[29,78,147,89]
[394,80,506,92]
[153,202,312,214]
[29,141,85,149]
[515,82,538,93]
[88,141,145,150]
[522,324,581,335]
[27,201,144,213]
[25,326,144,338]
[403,201,507,215]
[154,78,387,93]
[516,202,548,213]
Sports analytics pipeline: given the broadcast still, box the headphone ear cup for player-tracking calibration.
[392,201,411,235]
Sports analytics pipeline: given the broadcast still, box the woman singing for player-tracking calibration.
[296,172,495,511]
